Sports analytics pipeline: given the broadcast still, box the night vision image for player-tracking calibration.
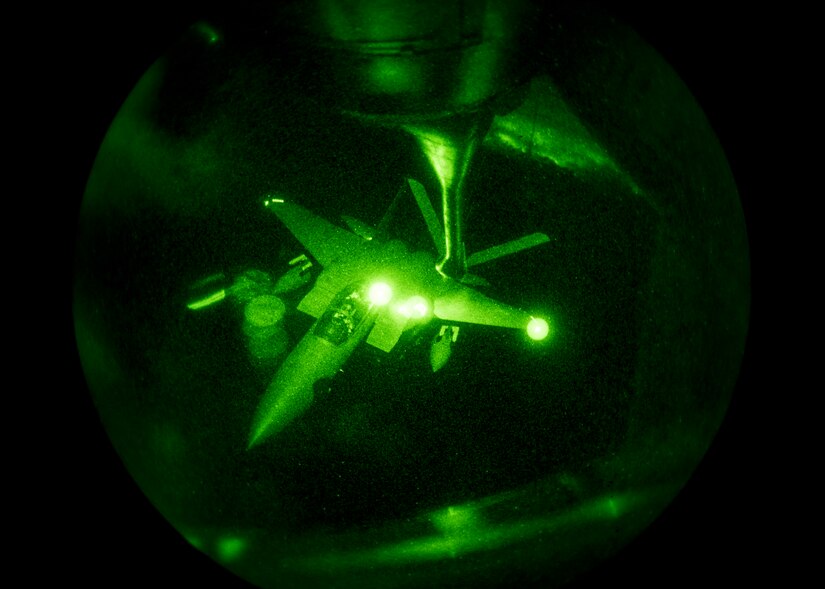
[72,2,750,587]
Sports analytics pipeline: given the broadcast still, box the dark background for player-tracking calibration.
[33,1,771,587]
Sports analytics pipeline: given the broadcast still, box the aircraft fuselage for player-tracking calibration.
[247,280,382,448]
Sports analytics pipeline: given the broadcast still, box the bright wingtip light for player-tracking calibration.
[527,317,550,341]
[368,282,393,306]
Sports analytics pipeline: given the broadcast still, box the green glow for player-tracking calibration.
[191,272,225,290]
[368,282,393,306]
[192,21,220,45]
[406,129,461,275]
[288,491,645,571]
[76,8,750,587]
[485,76,642,197]
[244,295,286,327]
[273,264,312,294]
[407,178,445,257]
[269,196,537,336]
[466,233,550,267]
[396,295,430,320]
[431,505,483,536]
[342,215,377,240]
[433,286,530,329]
[408,295,429,319]
[486,76,612,170]
[151,422,186,461]
[247,328,289,360]
[604,497,620,518]
[186,289,226,310]
[455,43,499,106]
[405,116,488,278]
[367,57,423,94]
[527,317,550,341]
[415,132,457,193]
[183,533,204,550]
[317,0,438,44]
[216,536,247,563]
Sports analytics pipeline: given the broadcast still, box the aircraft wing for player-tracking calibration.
[265,199,369,267]
[433,283,532,329]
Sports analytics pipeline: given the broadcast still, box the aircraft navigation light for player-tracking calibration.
[368,282,393,306]
[405,295,429,319]
[527,317,550,341]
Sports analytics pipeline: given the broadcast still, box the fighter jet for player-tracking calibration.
[248,178,551,448]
